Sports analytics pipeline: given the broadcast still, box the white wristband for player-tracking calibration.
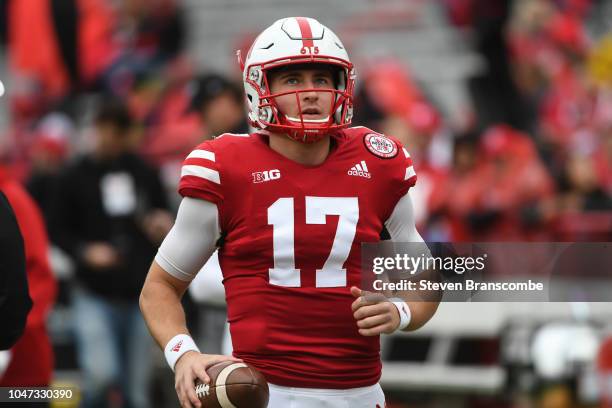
[164,334,200,371]
[389,298,411,331]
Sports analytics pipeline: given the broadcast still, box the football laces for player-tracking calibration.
[195,383,210,398]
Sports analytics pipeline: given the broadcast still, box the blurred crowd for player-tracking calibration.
[355,0,612,242]
[0,0,611,406]
[0,0,609,244]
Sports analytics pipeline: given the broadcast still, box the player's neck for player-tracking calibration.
[268,133,331,166]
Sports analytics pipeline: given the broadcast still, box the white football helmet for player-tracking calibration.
[237,17,355,143]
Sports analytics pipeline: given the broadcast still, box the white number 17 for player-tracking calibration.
[267,197,359,288]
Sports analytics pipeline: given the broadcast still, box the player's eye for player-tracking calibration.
[314,77,332,87]
[285,77,299,85]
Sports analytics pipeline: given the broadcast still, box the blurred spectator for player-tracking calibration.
[3,0,185,123]
[428,135,481,241]
[379,101,448,167]
[26,112,73,224]
[125,58,200,162]
[75,0,120,89]
[117,0,184,61]
[360,60,423,120]
[558,153,612,212]
[140,73,247,208]
[594,125,612,195]
[0,165,57,389]
[430,125,555,241]
[188,73,248,139]
[356,59,452,169]
[0,190,31,351]
[50,97,172,407]
[587,32,612,88]
[507,0,584,100]
[102,0,185,97]
[468,0,532,132]
[5,0,74,120]
[507,1,598,168]
[469,125,555,240]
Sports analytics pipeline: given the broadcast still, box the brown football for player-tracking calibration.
[194,361,269,408]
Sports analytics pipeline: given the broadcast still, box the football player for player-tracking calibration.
[140,17,439,408]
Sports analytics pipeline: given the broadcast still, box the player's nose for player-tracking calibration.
[300,85,319,101]
[302,92,318,102]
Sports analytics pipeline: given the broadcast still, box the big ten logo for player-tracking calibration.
[252,169,281,184]
[300,46,319,55]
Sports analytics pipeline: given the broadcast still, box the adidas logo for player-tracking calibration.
[348,161,371,178]
[171,340,183,352]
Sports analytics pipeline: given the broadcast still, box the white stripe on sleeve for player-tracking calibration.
[404,166,416,180]
[186,149,216,161]
[181,165,220,184]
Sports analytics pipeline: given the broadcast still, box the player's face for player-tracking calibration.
[268,67,335,122]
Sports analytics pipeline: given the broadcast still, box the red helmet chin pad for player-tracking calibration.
[265,120,334,143]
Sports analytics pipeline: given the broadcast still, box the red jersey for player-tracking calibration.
[179,127,416,388]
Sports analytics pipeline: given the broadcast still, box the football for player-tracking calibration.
[194,361,269,408]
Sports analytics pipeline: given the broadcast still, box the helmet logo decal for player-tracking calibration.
[364,133,399,159]
[301,46,319,55]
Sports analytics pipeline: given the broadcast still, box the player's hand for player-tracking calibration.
[174,351,242,408]
[350,286,401,336]
[82,242,120,270]
[141,209,174,244]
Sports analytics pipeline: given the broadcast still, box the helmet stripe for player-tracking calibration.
[295,17,314,48]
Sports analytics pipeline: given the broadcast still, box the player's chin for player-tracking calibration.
[302,114,324,120]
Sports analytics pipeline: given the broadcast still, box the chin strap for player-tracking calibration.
[285,115,331,123]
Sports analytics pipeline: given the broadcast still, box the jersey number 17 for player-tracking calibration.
[267,197,358,288]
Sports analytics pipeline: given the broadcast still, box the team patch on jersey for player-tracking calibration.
[364,133,398,159]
